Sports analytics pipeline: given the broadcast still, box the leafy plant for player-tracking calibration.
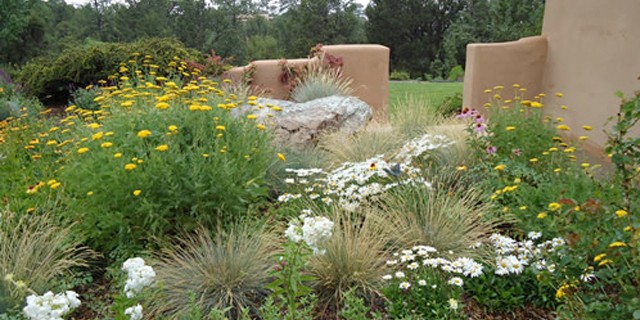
[389,71,411,81]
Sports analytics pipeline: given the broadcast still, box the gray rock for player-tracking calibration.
[237,96,373,149]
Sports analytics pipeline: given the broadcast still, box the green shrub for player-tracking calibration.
[69,86,101,111]
[438,92,463,116]
[389,70,410,81]
[15,38,201,105]
[48,69,280,256]
[447,65,464,81]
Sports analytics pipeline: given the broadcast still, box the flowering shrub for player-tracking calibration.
[32,59,281,255]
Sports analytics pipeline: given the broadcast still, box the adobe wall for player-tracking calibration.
[540,0,640,151]
[225,44,390,124]
[463,0,640,156]
[462,36,548,111]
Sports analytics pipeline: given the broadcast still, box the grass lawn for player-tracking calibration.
[388,81,463,112]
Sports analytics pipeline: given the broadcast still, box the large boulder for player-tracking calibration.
[237,96,373,149]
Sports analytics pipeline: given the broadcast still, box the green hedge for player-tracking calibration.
[15,38,202,105]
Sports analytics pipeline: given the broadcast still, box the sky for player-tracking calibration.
[63,0,372,8]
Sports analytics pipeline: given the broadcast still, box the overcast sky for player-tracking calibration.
[63,0,372,8]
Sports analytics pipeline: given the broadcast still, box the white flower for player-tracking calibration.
[382,274,393,280]
[284,178,295,184]
[407,262,419,270]
[386,259,398,266]
[399,281,411,290]
[527,231,542,240]
[122,257,156,298]
[284,222,303,243]
[301,216,334,254]
[417,279,427,286]
[125,304,143,320]
[448,298,459,310]
[394,271,405,278]
[23,290,81,320]
[447,277,464,287]
[580,273,596,282]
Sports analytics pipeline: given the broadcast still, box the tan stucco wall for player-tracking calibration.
[225,44,390,124]
[540,0,640,151]
[462,0,640,155]
[462,36,548,111]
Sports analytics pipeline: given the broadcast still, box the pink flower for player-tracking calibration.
[486,146,497,155]
[474,123,487,133]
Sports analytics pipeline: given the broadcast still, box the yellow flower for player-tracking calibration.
[87,191,94,196]
[519,206,528,211]
[554,168,562,173]
[137,130,152,138]
[46,140,58,146]
[92,132,104,140]
[530,101,543,108]
[155,102,170,110]
[623,226,633,232]
[582,125,593,131]
[277,153,286,161]
[124,163,137,171]
[598,259,613,267]
[556,124,571,131]
[247,114,257,120]
[168,125,178,132]
[615,209,628,218]
[581,163,590,168]
[202,153,209,158]
[133,190,142,196]
[537,212,548,219]
[256,124,266,130]
[579,136,588,141]
[529,158,539,163]
[120,100,134,108]
[555,92,564,98]
[114,153,123,158]
[609,241,627,248]
[556,117,564,122]
[561,105,568,110]
[101,142,113,148]
[513,178,521,183]
[50,182,61,190]
[506,126,516,131]
[455,165,468,171]
[548,202,562,211]
[271,106,283,112]
[484,89,492,94]
[77,147,89,154]
[216,125,225,131]
[494,164,507,171]
[155,144,169,152]
[593,253,607,262]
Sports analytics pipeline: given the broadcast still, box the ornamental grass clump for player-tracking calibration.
[0,209,92,313]
[374,185,503,259]
[290,61,353,103]
[148,226,277,319]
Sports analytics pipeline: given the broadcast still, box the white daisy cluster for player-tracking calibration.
[488,233,565,276]
[382,245,483,290]
[23,291,81,320]
[125,304,143,320]
[281,134,453,211]
[122,257,156,298]
[285,211,334,255]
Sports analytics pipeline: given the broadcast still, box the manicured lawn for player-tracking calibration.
[388,81,463,110]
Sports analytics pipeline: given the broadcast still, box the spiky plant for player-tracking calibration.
[317,127,408,166]
[307,207,393,312]
[373,184,506,260]
[290,62,353,103]
[148,225,277,319]
[0,209,92,312]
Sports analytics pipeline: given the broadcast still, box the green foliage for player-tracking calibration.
[0,81,42,121]
[245,35,283,62]
[447,65,464,81]
[438,92,463,116]
[69,86,101,111]
[15,38,201,104]
[389,70,410,81]
[149,226,275,319]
